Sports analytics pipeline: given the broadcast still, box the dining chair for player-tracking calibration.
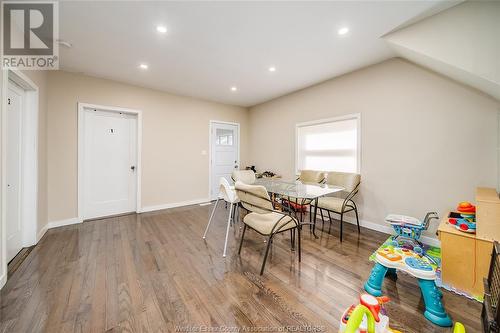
[297,170,326,183]
[282,170,325,220]
[234,181,301,275]
[203,177,240,257]
[231,170,256,184]
[317,171,361,241]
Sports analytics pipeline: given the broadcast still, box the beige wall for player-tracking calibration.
[248,58,499,238]
[47,71,248,222]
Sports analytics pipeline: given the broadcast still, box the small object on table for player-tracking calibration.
[245,165,257,173]
[364,246,452,327]
[339,293,401,333]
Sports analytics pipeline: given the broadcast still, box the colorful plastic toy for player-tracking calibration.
[448,202,476,233]
[453,323,466,333]
[339,294,401,333]
[364,246,452,327]
[385,212,439,254]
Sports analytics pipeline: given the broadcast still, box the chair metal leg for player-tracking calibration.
[230,204,237,225]
[223,203,233,257]
[260,235,274,275]
[340,212,344,242]
[290,229,295,250]
[327,210,332,234]
[203,198,220,239]
[353,202,360,233]
[297,227,301,262]
[238,224,247,254]
[319,208,325,231]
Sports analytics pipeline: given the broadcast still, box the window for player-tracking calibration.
[216,128,234,146]
[296,114,360,173]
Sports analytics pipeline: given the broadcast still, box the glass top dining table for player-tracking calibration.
[252,178,345,237]
[253,178,344,200]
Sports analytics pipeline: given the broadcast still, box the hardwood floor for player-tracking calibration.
[0,204,482,332]
[7,246,35,279]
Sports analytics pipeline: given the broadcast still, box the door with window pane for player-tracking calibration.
[297,116,360,173]
[210,122,239,199]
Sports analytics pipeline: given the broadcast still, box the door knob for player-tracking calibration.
[131,166,136,171]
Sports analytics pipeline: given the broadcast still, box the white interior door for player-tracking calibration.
[210,122,239,199]
[82,109,137,220]
[6,84,23,262]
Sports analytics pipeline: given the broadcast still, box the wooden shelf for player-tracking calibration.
[438,215,493,299]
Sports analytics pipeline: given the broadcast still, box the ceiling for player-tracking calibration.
[59,1,459,107]
[384,1,500,101]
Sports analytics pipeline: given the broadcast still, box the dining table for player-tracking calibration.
[253,178,345,237]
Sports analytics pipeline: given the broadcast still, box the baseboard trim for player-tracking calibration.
[44,204,441,247]
[43,199,211,232]
[140,198,211,213]
[339,215,441,247]
[48,217,82,229]
[0,272,6,289]
[36,224,48,242]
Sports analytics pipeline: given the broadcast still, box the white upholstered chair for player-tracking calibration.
[231,170,256,184]
[203,177,240,257]
[317,172,361,241]
[297,170,326,183]
[235,181,301,275]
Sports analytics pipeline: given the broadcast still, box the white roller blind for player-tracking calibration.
[297,116,359,173]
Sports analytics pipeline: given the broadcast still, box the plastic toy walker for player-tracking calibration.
[364,246,452,327]
[385,212,439,254]
[339,294,401,333]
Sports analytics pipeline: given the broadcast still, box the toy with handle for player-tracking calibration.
[387,212,439,254]
[343,305,376,333]
[343,305,466,333]
[340,294,402,333]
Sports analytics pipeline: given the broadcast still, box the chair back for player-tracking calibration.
[234,181,273,214]
[298,170,325,183]
[232,170,256,184]
[326,171,360,193]
[218,177,238,203]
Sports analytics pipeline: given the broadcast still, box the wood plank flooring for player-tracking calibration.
[0,204,482,332]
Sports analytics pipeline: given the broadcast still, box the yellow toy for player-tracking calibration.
[339,294,401,333]
[339,294,466,333]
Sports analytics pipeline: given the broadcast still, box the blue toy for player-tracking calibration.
[364,246,452,327]
[385,212,439,254]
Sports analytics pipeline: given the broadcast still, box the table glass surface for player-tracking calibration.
[253,178,344,200]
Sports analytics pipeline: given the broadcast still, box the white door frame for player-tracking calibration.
[0,69,39,289]
[77,103,142,222]
[208,120,240,200]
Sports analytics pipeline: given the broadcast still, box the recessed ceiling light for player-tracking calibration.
[268,66,276,72]
[139,63,148,70]
[230,86,238,92]
[156,25,167,34]
[338,27,349,35]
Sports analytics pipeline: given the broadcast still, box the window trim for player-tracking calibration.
[295,113,361,175]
